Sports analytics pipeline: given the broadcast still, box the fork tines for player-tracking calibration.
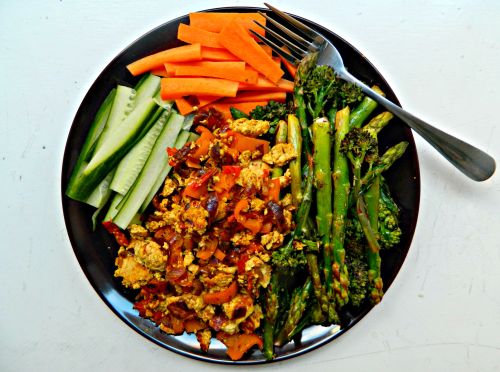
[252,3,324,65]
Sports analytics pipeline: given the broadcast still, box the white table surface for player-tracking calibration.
[2,1,500,371]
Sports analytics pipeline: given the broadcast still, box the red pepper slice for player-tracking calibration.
[102,221,130,246]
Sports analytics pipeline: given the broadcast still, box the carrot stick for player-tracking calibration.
[165,61,258,84]
[189,12,266,35]
[177,23,223,49]
[259,44,273,56]
[150,65,169,77]
[218,21,284,84]
[239,77,294,92]
[160,77,239,99]
[280,46,297,78]
[222,91,287,103]
[201,46,239,61]
[205,101,268,118]
[127,44,202,76]
[175,95,220,115]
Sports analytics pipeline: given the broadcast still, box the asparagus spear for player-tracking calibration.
[356,196,383,304]
[312,117,336,314]
[361,142,409,190]
[349,86,385,129]
[271,120,288,179]
[293,53,318,154]
[331,107,351,307]
[288,114,303,206]
[263,155,314,359]
[275,278,313,346]
[362,113,388,305]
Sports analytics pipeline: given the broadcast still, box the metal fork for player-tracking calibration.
[252,3,496,182]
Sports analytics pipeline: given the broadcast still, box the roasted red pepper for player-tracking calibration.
[102,221,130,246]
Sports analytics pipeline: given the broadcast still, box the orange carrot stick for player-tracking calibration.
[150,65,169,77]
[222,91,287,103]
[175,95,220,115]
[177,23,223,49]
[189,12,266,35]
[218,21,284,84]
[160,77,239,99]
[239,77,294,92]
[169,61,258,84]
[127,44,202,76]
[280,46,297,78]
[259,44,273,56]
[205,101,268,118]
[201,46,239,61]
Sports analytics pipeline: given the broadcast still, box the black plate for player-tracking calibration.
[61,6,420,364]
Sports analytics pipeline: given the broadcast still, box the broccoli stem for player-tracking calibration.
[288,114,303,206]
[356,196,383,304]
[275,278,312,346]
[271,120,288,179]
[349,85,384,129]
[331,107,351,307]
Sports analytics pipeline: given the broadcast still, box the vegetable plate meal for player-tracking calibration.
[64,10,412,362]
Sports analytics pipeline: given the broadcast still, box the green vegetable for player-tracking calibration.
[112,112,184,229]
[331,107,351,307]
[312,117,335,314]
[229,107,248,120]
[65,88,116,201]
[249,100,289,134]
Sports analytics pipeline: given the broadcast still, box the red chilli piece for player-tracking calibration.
[102,221,130,246]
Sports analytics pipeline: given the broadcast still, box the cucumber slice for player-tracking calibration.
[66,89,116,200]
[85,169,115,208]
[103,192,125,222]
[93,85,136,155]
[139,130,191,213]
[110,109,171,195]
[113,112,185,229]
[153,90,173,110]
[69,98,158,201]
[134,74,161,108]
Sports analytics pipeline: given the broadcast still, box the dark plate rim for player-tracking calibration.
[61,5,420,365]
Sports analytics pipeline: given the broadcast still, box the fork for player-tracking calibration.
[252,3,496,182]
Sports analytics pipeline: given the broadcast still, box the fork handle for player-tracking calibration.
[340,71,496,181]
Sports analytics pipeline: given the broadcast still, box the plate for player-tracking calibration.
[61,6,420,364]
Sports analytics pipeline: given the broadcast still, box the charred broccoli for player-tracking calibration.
[378,178,402,250]
[301,64,363,118]
[344,237,369,308]
[250,101,290,134]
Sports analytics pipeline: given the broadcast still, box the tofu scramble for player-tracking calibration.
[113,109,297,359]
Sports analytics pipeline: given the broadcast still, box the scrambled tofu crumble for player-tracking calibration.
[113,113,294,359]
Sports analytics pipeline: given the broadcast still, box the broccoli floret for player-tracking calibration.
[345,192,402,251]
[344,235,369,308]
[341,128,378,169]
[378,179,402,250]
[249,101,290,134]
[272,246,307,270]
[300,64,363,118]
